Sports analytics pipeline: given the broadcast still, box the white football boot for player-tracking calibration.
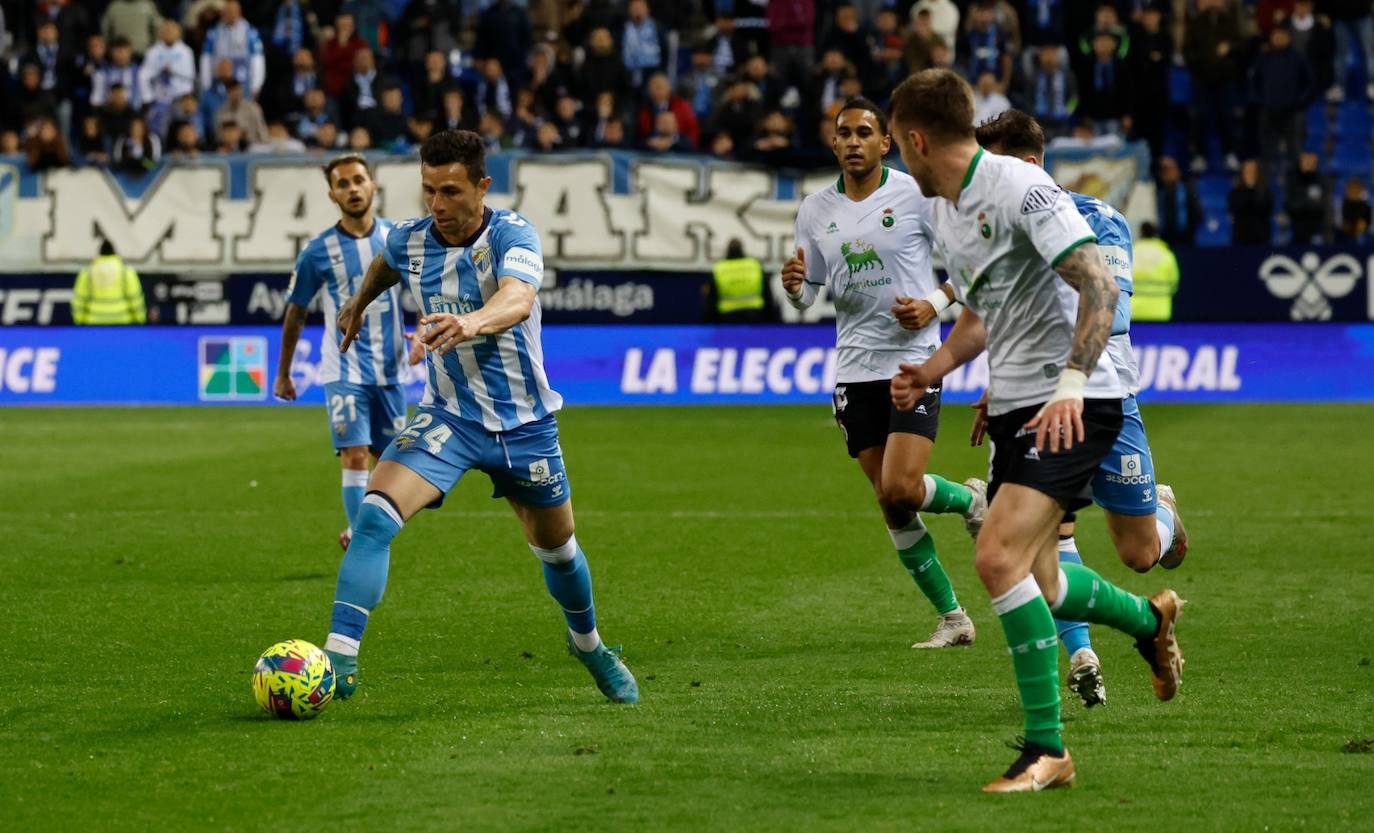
[962,478,989,540]
[913,608,976,649]
[1068,647,1107,708]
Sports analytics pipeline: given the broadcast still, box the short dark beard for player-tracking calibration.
[340,200,371,220]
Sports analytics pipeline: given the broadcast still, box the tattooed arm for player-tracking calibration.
[1023,241,1120,452]
[339,254,402,353]
[1054,241,1120,375]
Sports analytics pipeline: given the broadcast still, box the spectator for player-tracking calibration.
[622,0,667,88]
[200,0,266,98]
[904,9,941,73]
[0,131,19,155]
[392,0,463,71]
[1131,222,1180,321]
[348,124,372,150]
[1185,0,1243,172]
[973,71,1011,126]
[1023,0,1067,47]
[216,79,269,145]
[309,120,341,150]
[181,0,224,46]
[25,117,71,171]
[552,95,586,146]
[7,64,59,132]
[479,110,513,152]
[814,49,856,114]
[1252,25,1315,183]
[1047,116,1125,151]
[594,118,629,150]
[102,0,161,56]
[319,12,367,98]
[408,117,434,147]
[76,115,110,164]
[292,88,339,141]
[1076,2,1129,62]
[637,72,700,148]
[1025,44,1077,136]
[768,0,816,94]
[1284,2,1336,97]
[475,0,533,87]
[532,121,565,152]
[74,35,109,113]
[645,110,692,152]
[580,27,631,109]
[356,84,408,150]
[250,121,308,154]
[1077,32,1133,134]
[586,93,621,143]
[73,240,146,325]
[92,38,143,109]
[1287,151,1330,243]
[199,58,237,135]
[706,130,735,160]
[24,21,72,103]
[1129,5,1171,160]
[820,5,874,85]
[741,55,785,110]
[112,116,162,174]
[1229,160,1274,245]
[910,0,960,55]
[961,2,1012,91]
[871,8,908,93]
[528,44,573,115]
[48,0,95,58]
[1336,177,1372,242]
[713,77,762,148]
[680,46,721,119]
[475,59,514,121]
[412,50,453,121]
[342,0,389,51]
[169,93,206,144]
[436,86,478,132]
[704,14,741,79]
[342,48,384,129]
[1326,0,1374,101]
[1155,156,1203,247]
[168,120,203,160]
[99,84,138,141]
[985,0,1023,57]
[749,109,797,167]
[268,0,312,65]
[141,20,197,138]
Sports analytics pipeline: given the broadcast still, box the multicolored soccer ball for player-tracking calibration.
[252,639,335,720]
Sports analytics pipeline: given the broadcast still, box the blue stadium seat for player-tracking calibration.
[1197,212,1231,246]
[1334,101,1372,138]
[1306,101,1329,139]
[1329,139,1373,177]
[1196,174,1231,209]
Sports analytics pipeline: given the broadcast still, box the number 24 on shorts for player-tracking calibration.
[398,413,453,454]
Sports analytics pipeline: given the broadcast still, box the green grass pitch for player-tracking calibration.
[2,403,1372,831]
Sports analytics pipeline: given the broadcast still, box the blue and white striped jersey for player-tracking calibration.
[287,219,408,386]
[382,207,562,432]
[1069,190,1140,394]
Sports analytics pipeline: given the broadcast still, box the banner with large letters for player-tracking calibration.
[0,323,1369,406]
[0,144,1151,275]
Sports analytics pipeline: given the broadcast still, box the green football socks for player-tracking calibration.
[1052,563,1158,640]
[992,575,1063,753]
[921,474,973,515]
[890,517,960,615]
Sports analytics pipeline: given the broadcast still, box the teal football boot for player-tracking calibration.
[326,650,359,700]
[567,634,639,704]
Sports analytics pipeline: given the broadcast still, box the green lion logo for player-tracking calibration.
[840,240,885,276]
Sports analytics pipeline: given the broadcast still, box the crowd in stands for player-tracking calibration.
[0,0,1370,245]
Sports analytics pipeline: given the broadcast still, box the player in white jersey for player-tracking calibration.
[886,70,1184,793]
[315,131,638,705]
[782,98,986,649]
[274,154,424,551]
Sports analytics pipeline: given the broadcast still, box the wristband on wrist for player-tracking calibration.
[1048,368,1088,403]
[922,287,952,314]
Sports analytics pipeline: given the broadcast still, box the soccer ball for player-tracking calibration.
[252,639,335,720]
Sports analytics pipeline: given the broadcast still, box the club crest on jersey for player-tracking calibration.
[840,240,884,276]
[978,211,992,239]
[472,245,492,274]
[881,208,895,229]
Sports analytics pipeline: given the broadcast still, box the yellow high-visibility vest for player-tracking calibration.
[1132,238,1180,322]
[712,257,765,314]
[73,255,146,325]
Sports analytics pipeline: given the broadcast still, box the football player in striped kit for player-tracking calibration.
[274,153,424,552]
[319,131,638,705]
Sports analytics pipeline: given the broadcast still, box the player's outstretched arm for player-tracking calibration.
[422,277,535,356]
[1024,241,1120,452]
[274,302,308,400]
[339,254,402,353]
[1053,241,1119,378]
[892,306,986,410]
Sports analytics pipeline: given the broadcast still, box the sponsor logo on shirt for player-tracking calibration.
[826,222,839,234]
[840,240,884,276]
[503,248,543,279]
[1020,185,1061,214]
